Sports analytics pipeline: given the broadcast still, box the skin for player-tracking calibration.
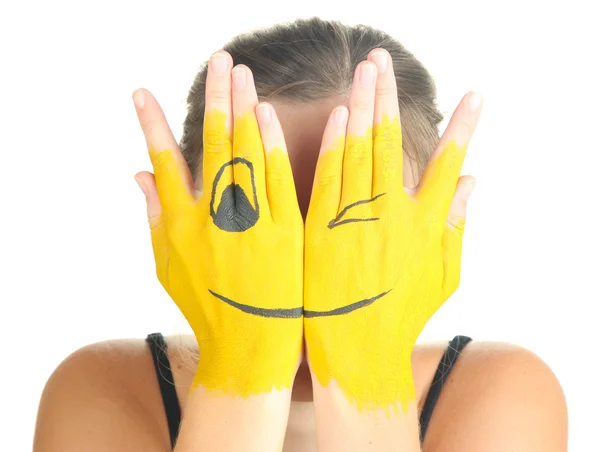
[33,49,568,451]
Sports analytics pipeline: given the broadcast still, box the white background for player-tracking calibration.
[1,0,598,449]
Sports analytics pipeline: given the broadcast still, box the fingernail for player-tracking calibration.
[232,66,247,89]
[257,103,272,125]
[360,63,376,88]
[462,180,476,200]
[334,107,348,127]
[210,52,228,74]
[135,176,148,197]
[132,89,145,109]
[468,91,483,111]
[371,50,388,73]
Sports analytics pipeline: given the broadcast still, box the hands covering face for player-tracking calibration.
[133,49,482,410]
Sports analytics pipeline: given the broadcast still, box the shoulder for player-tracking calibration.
[34,337,174,451]
[34,336,567,451]
[420,340,568,452]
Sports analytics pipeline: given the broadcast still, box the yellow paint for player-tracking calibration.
[304,114,468,414]
[149,109,303,397]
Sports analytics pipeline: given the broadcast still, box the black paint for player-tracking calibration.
[210,158,259,232]
[209,289,304,318]
[328,193,386,229]
[303,289,392,318]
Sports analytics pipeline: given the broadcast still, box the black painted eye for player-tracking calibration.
[210,157,260,232]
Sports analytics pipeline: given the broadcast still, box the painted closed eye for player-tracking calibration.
[328,192,386,229]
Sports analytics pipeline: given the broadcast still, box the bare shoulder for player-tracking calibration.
[34,337,172,452]
[420,340,568,452]
[34,336,567,451]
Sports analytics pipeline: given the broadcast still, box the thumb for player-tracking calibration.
[446,176,476,230]
[441,175,476,298]
[135,171,169,286]
[134,171,161,229]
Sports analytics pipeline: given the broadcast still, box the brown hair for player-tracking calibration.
[180,17,444,185]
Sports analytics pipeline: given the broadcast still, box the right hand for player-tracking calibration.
[132,51,304,397]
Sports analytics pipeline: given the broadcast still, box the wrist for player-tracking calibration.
[176,383,293,452]
[193,332,302,397]
[310,376,421,452]
[306,330,416,414]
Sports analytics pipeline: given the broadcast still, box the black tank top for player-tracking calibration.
[146,332,472,449]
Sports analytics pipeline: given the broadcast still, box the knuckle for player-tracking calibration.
[148,213,162,230]
[345,141,371,163]
[206,87,230,103]
[373,129,399,151]
[166,217,186,241]
[454,118,474,141]
[140,116,158,136]
[267,167,287,184]
[316,172,340,187]
[375,84,397,98]
[446,214,466,232]
[460,118,473,131]
[203,129,230,151]
[150,149,170,171]
[349,99,373,113]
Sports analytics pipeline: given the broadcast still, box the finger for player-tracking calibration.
[203,51,234,198]
[416,91,483,205]
[441,176,476,298]
[134,171,161,229]
[339,61,377,212]
[256,102,300,224]
[307,106,348,223]
[367,49,404,200]
[133,88,195,214]
[134,170,168,285]
[231,65,270,223]
[446,176,476,230]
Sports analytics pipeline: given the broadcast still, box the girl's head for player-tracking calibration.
[180,17,443,217]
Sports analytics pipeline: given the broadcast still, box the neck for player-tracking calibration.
[291,360,314,402]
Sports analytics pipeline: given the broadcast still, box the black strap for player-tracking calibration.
[419,335,472,443]
[146,332,182,449]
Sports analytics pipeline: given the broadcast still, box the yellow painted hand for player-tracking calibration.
[304,50,482,413]
[133,53,303,397]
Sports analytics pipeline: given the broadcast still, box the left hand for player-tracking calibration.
[303,48,483,413]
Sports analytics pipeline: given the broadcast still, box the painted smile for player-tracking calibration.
[209,289,392,318]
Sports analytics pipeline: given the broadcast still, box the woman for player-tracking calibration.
[33,17,567,451]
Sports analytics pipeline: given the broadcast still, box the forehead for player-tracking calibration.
[271,98,346,159]
[270,98,417,189]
